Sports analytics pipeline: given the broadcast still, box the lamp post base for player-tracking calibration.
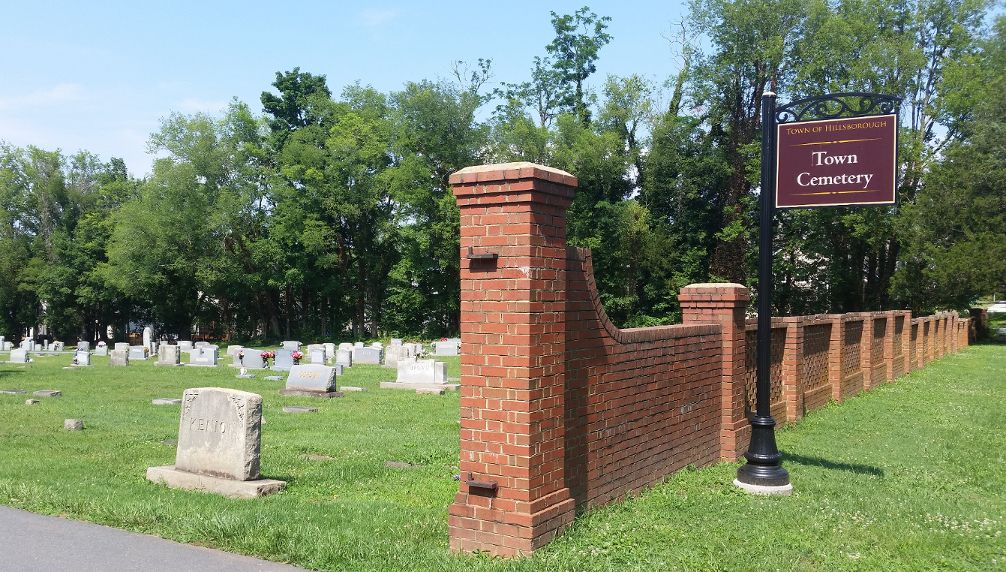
[733,478,793,496]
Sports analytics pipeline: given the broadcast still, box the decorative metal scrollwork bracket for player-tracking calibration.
[776,92,901,124]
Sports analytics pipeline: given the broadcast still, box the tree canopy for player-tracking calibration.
[1,3,1001,343]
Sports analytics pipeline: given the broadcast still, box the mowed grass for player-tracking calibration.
[2,344,1006,571]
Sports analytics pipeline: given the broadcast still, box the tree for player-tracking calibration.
[546,6,613,126]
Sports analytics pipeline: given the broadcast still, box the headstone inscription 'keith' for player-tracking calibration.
[776,114,897,209]
[146,387,285,498]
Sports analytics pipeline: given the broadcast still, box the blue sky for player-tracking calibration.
[0,1,690,177]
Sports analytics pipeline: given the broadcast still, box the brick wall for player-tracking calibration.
[448,162,971,556]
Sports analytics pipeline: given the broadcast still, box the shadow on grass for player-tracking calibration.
[784,453,884,477]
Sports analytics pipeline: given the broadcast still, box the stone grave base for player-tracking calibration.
[277,389,343,398]
[154,362,183,366]
[379,381,460,392]
[146,466,285,499]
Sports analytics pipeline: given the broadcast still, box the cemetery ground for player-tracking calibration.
[1,345,1005,571]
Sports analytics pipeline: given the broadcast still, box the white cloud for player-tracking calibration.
[0,83,87,110]
[358,8,398,27]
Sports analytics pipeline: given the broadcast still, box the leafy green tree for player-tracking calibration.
[546,6,613,126]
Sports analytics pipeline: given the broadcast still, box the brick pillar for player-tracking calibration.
[829,315,844,402]
[679,284,750,462]
[781,317,803,424]
[860,313,875,391]
[448,162,577,556]
[883,312,896,383]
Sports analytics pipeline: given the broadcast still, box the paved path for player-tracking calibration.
[0,505,311,572]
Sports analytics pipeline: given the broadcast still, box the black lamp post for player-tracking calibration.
[734,91,791,493]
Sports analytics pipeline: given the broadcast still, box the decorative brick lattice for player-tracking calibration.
[872,318,886,363]
[802,323,832,413]
[743,327,785,418]
[843,321,863,376]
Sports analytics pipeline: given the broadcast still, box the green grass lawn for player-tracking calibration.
[2,345,1006,571]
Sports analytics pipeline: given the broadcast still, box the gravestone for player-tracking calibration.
[53,341,65,352]
[34,390,61,397]
[128,345,148,361]
[323,343,336,362]
[114,342,129,351]
[177,340,193,352]
[278,364,341,398]
[353,342,364,349]
[281,340,301,351]
[142,327,153,353]
[353,347,382,365]
[189,346,219,366]
[371,342,384,351]
[282,406,318,413]
[1,342,10,351]
[334,364,344,376]
[73,351,92,366]
[235,350,266,370]
[109,349,129,366]
[383,345,413,369]
[225,345,244,359]
[64,419,84,431]
[433,341,459,356]
[310,348,326,364]
[272,349,294,371]
[156,344,181,366]
[381,358,458,391]
[94,345,108,356]
[146,387,285,498]
[9,349,28,363]
[152,398,182,405]
[338,342,353,352]
[336,349,353,368]
[390,338,403,346]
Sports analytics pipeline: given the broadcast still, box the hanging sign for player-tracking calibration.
[775,114,897,208]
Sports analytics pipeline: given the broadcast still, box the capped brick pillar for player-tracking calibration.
[678,284,750,461]
[447,162,577,556]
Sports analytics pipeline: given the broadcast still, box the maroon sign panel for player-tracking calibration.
[776,114,897,208]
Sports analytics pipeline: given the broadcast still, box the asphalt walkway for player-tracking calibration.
[0,505,310,572]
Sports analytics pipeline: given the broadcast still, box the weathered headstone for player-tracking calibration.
[109,349,130,366]
[73,351,92,366]
[142,326,153,353]
[281,340,301,351]
[146,387,285,498]
[94,345,108,356]
[333,364,344,376]
[383,345,413,369]
[272,349,294,371]
[309,347,326,364]
[390,338,403,346]
[53,341,65,352]
[323,343,336,362]
[235,349,266,369]
[189,345,218,366]
[9,349,28,363]
[371,342,384,350]
[282,406,318,414]
[156,344,181,366]
[381,358,458,391]
[114,342,129,351]
[128,345,148,361]
[64,419,84,430]
[335,349,352,368]
[1,341,10,351]
[278,364,342,398]
[353,342,364,349]
[338,342,353,352]
[433,341,459,356]
[225,345,244,359]
[353,347,382,365]
[177,340,193,352]
[34,390,62,397]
